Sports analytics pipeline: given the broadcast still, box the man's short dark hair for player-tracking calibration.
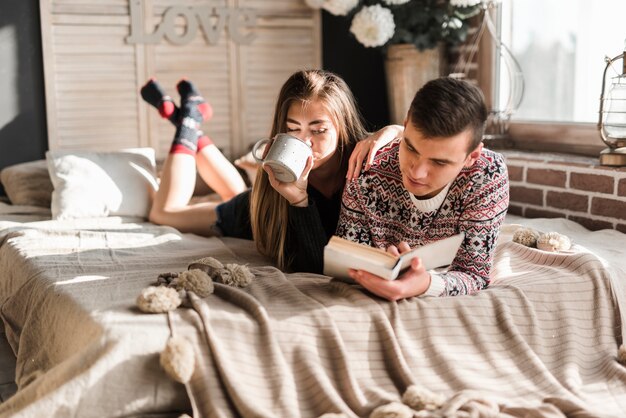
[408,77,487,152]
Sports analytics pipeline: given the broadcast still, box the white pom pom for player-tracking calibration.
[223,263,254,287]
[536,232,572,252]
[369,402,413,418]
[402,385,445,411]
[177,269,214,298]
[512,227,541,247]
[160,336,195,383]
[136,286,181,313]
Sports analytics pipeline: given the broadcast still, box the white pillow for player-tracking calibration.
[46,148,158,220]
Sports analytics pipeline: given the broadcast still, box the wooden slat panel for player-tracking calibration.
[42,0,321,159]
[239,25,319,150]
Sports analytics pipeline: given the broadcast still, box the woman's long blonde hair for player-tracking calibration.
[249,69,367,270]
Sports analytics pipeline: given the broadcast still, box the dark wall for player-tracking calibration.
[321,12,390,132]
[0,0,48,195]
[0,5,388,196]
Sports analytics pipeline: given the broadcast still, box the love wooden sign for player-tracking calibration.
[126,2,257,45]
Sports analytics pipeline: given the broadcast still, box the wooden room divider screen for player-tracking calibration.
[40,0,321,160]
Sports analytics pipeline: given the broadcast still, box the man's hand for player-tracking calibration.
[346,125,403,180]
[348,241,431,301]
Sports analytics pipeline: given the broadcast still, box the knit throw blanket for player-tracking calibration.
[172,239,626,417]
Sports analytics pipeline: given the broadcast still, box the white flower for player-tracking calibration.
[322,0,359,16]
[349,5,395,48]
[450,0,481,6]
[383,0,411,5]
[304,0,325,9]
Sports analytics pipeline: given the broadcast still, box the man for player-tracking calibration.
[336,77,509,300]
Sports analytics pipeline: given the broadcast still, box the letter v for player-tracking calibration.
[196,6,228,44]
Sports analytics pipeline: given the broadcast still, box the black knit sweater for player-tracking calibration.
[214,185,341,274]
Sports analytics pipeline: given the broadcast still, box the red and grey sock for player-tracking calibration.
[140,78,179,124]
[169,80,213,155]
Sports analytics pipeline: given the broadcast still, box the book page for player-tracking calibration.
[395,233,465,275]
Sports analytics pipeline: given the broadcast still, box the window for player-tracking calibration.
[495,0,626,155]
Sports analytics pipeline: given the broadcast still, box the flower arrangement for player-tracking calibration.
[305,0,491,50]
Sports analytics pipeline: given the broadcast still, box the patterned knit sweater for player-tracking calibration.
[336,140,509,296]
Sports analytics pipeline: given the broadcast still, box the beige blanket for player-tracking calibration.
[0,207,625,417]
[175,234,626,417]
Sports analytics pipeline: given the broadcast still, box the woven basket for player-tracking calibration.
[384,44,444,125]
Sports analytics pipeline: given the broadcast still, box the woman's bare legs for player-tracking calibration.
[196,144,247,201]
[149,153,222,236]
[145,78,247,235]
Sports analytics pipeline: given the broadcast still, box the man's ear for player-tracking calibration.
[464,142,483,167]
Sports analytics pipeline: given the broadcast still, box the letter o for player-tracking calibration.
[162,6,198,45]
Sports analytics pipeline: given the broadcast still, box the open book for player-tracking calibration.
[323,233,465,280]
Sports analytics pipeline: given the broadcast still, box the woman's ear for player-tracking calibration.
[464,142,483,167]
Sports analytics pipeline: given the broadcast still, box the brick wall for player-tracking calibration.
[502,150,626,232]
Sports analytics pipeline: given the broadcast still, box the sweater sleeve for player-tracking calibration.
[429,158,510,297]
[286,201,329,274]
[335,177,373,246]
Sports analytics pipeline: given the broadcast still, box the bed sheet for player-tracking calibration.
[0,204,625,417]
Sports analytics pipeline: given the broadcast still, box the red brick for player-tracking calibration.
[525,208,563,219]
[507,165,523,181]
[507,205,524,216]
[568,215,613,231]
[526,168,566,187]
[570,172,614,194]
[619,178,626,197]
[591,197,626,220]
[546,191,588,212]
[509,186,543,205]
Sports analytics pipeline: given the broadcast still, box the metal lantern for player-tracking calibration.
[598,42,626,166]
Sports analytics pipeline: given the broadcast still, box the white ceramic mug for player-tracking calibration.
[252,133,312,183]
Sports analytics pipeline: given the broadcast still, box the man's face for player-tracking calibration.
[398,118,482,198]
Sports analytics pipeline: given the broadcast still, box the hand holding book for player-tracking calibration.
[323,233,464,280]
[348,254,432,300]
[323,233,464,300]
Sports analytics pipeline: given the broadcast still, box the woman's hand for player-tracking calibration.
[348,241,431,301]
[346,124,404,180]
[264,155,314,207]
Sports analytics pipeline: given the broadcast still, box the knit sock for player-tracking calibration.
[170,81,212,155]
[176,79,213,122]
[197,134,214,152]
[140,78,179,124]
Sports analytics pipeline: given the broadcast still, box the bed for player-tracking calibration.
[1,156,626,417]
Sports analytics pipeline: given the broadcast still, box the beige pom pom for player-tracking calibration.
[221,263,254,287]
[536,232,572,252]
[188,257,225,280]
[178,415,192,418]
[618,344,626,364]
[177,269,214,298]
[512,227,540,247]
[137,286,181,313]
[318,414,349,418]
[369,402,413,418]
[402,385,445,411]
[160,336,195,383]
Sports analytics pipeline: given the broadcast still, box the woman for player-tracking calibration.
[147,70,400,273]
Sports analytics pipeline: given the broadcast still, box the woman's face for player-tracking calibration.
[285,99,339,169]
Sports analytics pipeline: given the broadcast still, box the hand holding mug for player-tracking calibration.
[253,134,315,205]
[252,133,313,183]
